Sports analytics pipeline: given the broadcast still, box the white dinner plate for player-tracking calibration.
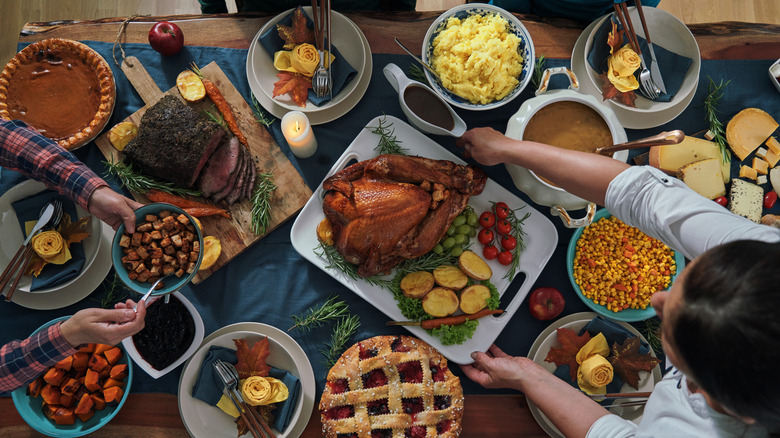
[290,115,558,365]
[570,17,696,129]
[0,180,102,297]
[246,7,372,124]
[177,322,316,438]
[526,312,662,437]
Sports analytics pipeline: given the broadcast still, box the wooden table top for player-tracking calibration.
[5,11,780,438]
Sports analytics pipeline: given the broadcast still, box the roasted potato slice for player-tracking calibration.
[459,284,491,314]
[108,122,138,151]
[176,70,206,102]
[433,265,468,290]
[458,250,492,281]
[400,271,435,299]
[422,287,459,317]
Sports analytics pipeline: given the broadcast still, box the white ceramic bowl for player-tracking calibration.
[121,291,204,379]
[769,59,780,93]
[583,7,700,114]
[421,3,535,111]
[0,180,102,296]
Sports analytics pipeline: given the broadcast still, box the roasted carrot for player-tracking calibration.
[146,190,231,218]
[420,309,504,330]
[190,64,248,145]
[183,207,231,219]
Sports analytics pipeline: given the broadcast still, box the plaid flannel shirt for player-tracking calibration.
[0,322,77,393]
[0,119,107,211]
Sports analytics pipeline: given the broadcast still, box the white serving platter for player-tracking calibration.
[290,115,558,364]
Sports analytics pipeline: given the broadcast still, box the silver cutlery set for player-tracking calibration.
[311,0,332,99]
[613,0,666,99]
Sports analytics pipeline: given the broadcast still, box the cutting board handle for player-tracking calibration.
[121,56,164,105]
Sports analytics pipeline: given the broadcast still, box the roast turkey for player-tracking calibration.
[322,154,487,277]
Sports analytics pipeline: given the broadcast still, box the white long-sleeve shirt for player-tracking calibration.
[587,166,778,438]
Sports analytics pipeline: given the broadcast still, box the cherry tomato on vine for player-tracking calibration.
[483,245,499,260]
[714,196,727,207]
[479,211,495,228]
[765,191,778,209]
[494,202,510,219]
[496,218,512,235]
[501,235,517,251]
[477,228,495,245]
[497,250,513,266]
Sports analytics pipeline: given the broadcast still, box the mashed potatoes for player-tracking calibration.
[431,13,524,105]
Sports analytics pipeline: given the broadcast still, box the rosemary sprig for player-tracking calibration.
[204,105,228,129]
[313,242,390,288]
[91,272,129,309]
[503,204,530,280]
[251,95,275,127]
[703,77,732,165]
[637,317,663,358]
[321,314,361,368]
[102,157,202,197]
[408,64,429,86]
[289,296,351,332]
[393,250,460,278]
[366,116,408,155]
[531,54,547,90]
[251,171,276,235]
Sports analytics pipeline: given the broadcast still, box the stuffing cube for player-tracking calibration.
[119,235,131,248]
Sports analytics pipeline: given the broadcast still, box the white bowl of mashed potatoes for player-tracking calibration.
[422,4,535,111]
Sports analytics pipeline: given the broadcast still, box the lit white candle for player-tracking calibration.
[281,111,317,158]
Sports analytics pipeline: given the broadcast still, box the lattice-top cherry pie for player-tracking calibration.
[320,335,463,438]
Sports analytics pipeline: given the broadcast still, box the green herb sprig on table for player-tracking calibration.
[531,54,547,90]
[408,64,430,86]
[289,295,351,332]
[502,204,530,280]
[250,172,276,235]
[251,95,275,127]
[204,105,228,129]
[314,242,390,288]
[321,313,361,367]
[703,77,732,165]
[103,158,202,197]
[367,116,408,155]
[91,272,129,309]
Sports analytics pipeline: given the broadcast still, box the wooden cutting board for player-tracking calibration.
[95,57,312,284]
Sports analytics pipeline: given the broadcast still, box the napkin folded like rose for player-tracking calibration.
[273,43,335,77]
[31,230,71,265]
[577,354,614,394]
[607,45,640,92]
[216,376,290,417]
[576,333,610,365]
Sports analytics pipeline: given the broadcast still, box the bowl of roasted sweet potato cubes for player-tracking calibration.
[12,316,133,437]
[112,203,204,297]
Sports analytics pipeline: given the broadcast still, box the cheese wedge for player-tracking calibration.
[752,157,769,175]
[725,108,779,161]
[649,136,730,183]
[678,158,726,199]
[729,179,763,223]
[766,136,780,155]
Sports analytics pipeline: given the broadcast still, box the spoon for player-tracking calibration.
[133,274,172,312]
[595,130,685,156]
[394,37,444,85]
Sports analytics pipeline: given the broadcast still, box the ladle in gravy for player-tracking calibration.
[522,101,613,186]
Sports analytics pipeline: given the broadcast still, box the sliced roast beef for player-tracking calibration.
[198,136,241,197]
[226,148,250,205]
[212,144,245,202]
[123,95,223,188]
[243,152,257,200]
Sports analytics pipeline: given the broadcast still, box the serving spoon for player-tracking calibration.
[133,274,173,312]
[595,130,685,156]
[394,37,444,85]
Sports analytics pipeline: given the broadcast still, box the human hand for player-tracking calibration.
[60,300,146,347]
[87,186,143,233]
[459,344,534,391]
[455,127,515,166]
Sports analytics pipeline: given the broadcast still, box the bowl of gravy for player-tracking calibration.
[383,63,466,137]
[505,67,628,227]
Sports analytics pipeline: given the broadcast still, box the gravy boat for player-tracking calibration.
[383,63,466,137]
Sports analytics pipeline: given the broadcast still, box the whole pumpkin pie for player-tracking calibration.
[0,38,115,151]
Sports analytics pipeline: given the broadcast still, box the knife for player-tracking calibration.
[634,0,667,94]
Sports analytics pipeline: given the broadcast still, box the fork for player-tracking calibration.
[311,0,330,98]
[613,2,660,99]
[634,0,667,94]
[213,360,264,438]
[215,360,276,438]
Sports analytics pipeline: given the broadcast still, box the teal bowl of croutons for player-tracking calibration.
[112,203,203,297]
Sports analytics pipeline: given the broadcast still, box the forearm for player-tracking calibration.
[0,323,77,393]
[514,358,611,438]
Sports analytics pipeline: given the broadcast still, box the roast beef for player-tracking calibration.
[213,144,245,202]
[198,136,241,197]
[124,95,223,188]
[243,153,257,200]
[225,147,250,205]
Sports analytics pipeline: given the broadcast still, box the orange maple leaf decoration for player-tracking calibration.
[601,20,638,107]
[61,214,91,246]
[608,337,661,389]
[544,327,592,381]
[276,6,315,50]
[233,337,272,379]
[273,72,313,107]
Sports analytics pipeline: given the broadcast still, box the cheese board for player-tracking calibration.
[290,115,558,364]
[95,58,312,283]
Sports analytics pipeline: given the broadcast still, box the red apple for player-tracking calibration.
[528,287,565,320]
[148,21,184,56]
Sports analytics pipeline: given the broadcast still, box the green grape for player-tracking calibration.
[467,212,479,227]
[457,224,472,235]
[454,234,468,245]
[446,226,457,236]
[442,237,456,249]
[450,247,464,257]
[468,228,476,237]
[452,215,467,227]
[433,244,444,255]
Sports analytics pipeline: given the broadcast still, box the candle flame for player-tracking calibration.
[294,120,301,133]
